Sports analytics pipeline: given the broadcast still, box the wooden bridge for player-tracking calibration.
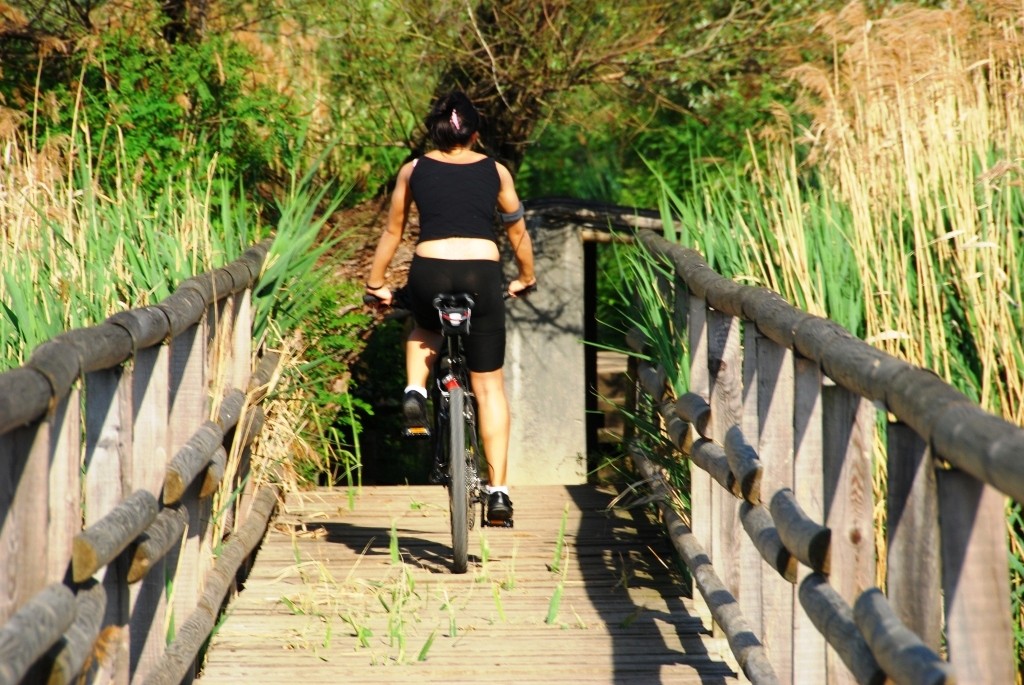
[194,484,739,684]
[1,212,1022,684]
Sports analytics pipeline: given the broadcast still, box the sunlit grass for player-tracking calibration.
[0,128,257,368]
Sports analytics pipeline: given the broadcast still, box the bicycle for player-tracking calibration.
[366,284,533,574]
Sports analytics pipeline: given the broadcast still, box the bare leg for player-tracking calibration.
[469,368,510,486]
[406,326,442,388]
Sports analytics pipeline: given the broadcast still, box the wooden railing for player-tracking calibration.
[0,241,282,685]
[629,229,1018,684]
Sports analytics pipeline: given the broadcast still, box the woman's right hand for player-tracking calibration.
[507,278,537,298]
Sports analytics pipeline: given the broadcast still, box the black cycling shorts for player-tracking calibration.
[405,256,505,373]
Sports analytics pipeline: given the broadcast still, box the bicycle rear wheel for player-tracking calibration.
[448,386,469,574]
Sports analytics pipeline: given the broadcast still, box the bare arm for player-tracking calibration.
[366,161,415,304]
[496,163,536,295]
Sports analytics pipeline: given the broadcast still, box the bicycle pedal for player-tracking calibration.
[483,518,513,528]
[402,426,432,439]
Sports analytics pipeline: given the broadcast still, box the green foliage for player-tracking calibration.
[1009,502,1024,668]
[289,277,376,485]
[252,166,348,345]
[518,114,626,203]
[6,30,298,196]
[643,153,865,337]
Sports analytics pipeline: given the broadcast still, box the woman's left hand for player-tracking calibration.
[365,284,393,306]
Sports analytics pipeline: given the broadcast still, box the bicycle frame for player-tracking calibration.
[430,293,489,573]
[431,330,484,501]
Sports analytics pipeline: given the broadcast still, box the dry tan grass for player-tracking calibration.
[789,1,1024,424]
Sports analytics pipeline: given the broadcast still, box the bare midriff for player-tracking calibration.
[415,236,500,261]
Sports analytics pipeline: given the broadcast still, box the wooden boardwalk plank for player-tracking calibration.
[196,484,744,684]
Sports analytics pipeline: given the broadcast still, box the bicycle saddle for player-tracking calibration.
[433,293,475,335]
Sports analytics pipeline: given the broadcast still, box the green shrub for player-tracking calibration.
[6,31,298,196]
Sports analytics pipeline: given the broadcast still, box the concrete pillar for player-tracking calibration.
[503,219,587,485]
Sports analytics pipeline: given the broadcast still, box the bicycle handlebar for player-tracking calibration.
[363,282,537,310]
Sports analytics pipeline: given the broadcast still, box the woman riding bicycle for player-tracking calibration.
[365,91,537,526]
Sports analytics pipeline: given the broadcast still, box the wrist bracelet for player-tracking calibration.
[365,282,384,290]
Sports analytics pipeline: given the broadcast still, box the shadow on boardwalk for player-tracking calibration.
[197,484,743,685]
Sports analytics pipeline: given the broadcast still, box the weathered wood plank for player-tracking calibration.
[937,470,1014,683]
[82,364,133,683]
[792,356,827,683]
[885,421,941,651]
[0,420,50,624]
[756,336,795,682]
[688,295,713,629]
[49,391,81,584]
[740,325,764,636]
[168,322,208,684]
[129,345,171,682]
[708,309,746,635]
[821,384,875,684]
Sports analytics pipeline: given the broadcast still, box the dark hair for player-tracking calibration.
[425,91,480,151]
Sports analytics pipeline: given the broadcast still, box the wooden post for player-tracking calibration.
[688,295,712,629]
[168,322,209,685]
[130,345,171,682]
[740,325,764,636]
[885,422,941,651]
[792,356,826,684]
[757,337,795,683]
[49,391,81,585]
[707,309,744,623]
[84,367,132,684]
[232,291,255,531]
[820,383,875,684]
[0,419,49,623]
[937,470,1014,683]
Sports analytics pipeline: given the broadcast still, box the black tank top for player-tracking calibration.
[410,156,501,243]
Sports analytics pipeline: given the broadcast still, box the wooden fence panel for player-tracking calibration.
[820,385,875,685]
[168,323,208,685]
[0,421,49,621]
[633,229,1023,684]
[130,346,170,683]
[707,310,744,618]
[885,421,941,652]
[0,239,272,685]
[688,295,713,628]
[740,325,764,635]
[792,356,827,684]
[938,469,1014,682]
[49,392,81,585]
[756,337,795,682]
[84,367,133,684]
[229,292,254,532]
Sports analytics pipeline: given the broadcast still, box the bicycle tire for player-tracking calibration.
[448,385,469,574]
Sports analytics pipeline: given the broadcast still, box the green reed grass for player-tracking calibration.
[550,503,570,574]
[790,3,1024,421]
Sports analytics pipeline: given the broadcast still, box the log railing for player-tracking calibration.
[0,240,282,685]
[630,229,1017,684]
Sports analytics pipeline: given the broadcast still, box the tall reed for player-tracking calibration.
[624,0,1024,670]
[790,1,1024,421]
[0,127,256,368]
